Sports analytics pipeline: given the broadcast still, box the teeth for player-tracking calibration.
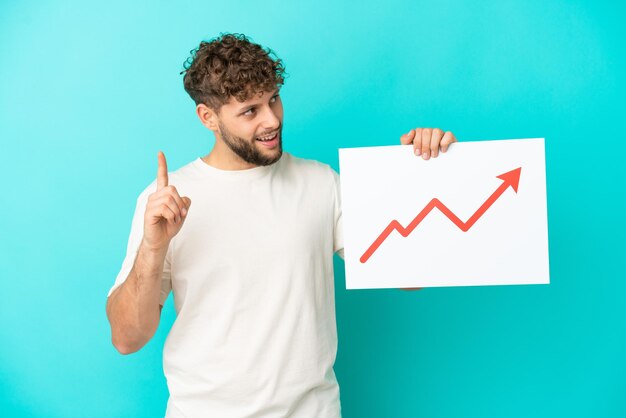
[257,133,277,141]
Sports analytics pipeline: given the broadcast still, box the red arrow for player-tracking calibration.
[359,167,522,263]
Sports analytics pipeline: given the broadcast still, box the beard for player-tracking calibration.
[218,120,283,166]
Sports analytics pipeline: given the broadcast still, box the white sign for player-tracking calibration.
[338,138,550,289]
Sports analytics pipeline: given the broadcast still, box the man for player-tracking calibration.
[106,32,456,417]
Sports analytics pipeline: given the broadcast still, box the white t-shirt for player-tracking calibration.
[108,152,344,418]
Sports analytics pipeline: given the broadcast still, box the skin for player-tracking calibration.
[106,87,457,353]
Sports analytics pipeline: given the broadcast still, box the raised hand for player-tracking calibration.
[142,151,192,251]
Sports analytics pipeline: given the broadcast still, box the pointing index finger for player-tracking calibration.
[157,151,168,190]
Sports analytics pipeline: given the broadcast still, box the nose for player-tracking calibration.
[260,106,280,132]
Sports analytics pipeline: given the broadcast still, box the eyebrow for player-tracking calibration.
[237,89,280,113]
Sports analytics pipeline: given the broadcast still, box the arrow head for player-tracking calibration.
[496,167,522,193]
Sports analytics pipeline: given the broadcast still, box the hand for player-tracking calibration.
[142,151,192,251]
[400,128,457,160]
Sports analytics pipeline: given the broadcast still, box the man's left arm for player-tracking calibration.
[398,127,458,291]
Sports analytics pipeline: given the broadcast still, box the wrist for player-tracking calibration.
[134,239,169,277]
[140,237,169,254]
[139,238,170,260]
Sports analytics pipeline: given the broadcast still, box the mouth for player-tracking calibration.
[255,131,280,148]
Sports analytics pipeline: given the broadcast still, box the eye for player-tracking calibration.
[242,94,279,117]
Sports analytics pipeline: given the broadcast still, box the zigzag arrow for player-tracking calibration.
[360,167,522,263]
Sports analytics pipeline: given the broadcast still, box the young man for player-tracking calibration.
[106,33,456,418]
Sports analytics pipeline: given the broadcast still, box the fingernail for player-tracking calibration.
[423,152,429,159]
[415,149,421,156]
[182,207,187,216]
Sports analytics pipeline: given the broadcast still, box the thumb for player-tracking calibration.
[400,129,416,145]
[182,197,192,209]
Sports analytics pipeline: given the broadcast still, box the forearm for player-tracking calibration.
[106,239,167,354]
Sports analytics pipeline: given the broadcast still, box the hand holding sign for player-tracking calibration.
[400,128,458,160]
[143,151,192,251]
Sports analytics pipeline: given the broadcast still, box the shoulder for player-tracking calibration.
[136,157,201,201]
[281,152,338,181]
[168,157,203,182]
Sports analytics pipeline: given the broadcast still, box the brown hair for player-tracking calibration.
[181,33,286,111]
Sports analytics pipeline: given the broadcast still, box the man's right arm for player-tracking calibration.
[106,240,168,354]
[106,151,191,355]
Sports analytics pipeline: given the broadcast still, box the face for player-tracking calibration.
[214,89,284,166]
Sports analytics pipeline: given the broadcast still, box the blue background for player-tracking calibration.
[1,0,625,417]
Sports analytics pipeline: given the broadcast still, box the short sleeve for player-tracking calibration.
[107,181,172,306]
[331,169,345,260]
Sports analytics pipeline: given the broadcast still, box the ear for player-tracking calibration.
[196,103,220,131]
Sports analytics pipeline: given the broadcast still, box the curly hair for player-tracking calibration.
[181,33,286,111]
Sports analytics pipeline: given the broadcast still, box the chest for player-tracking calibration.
[171,177,334,272]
